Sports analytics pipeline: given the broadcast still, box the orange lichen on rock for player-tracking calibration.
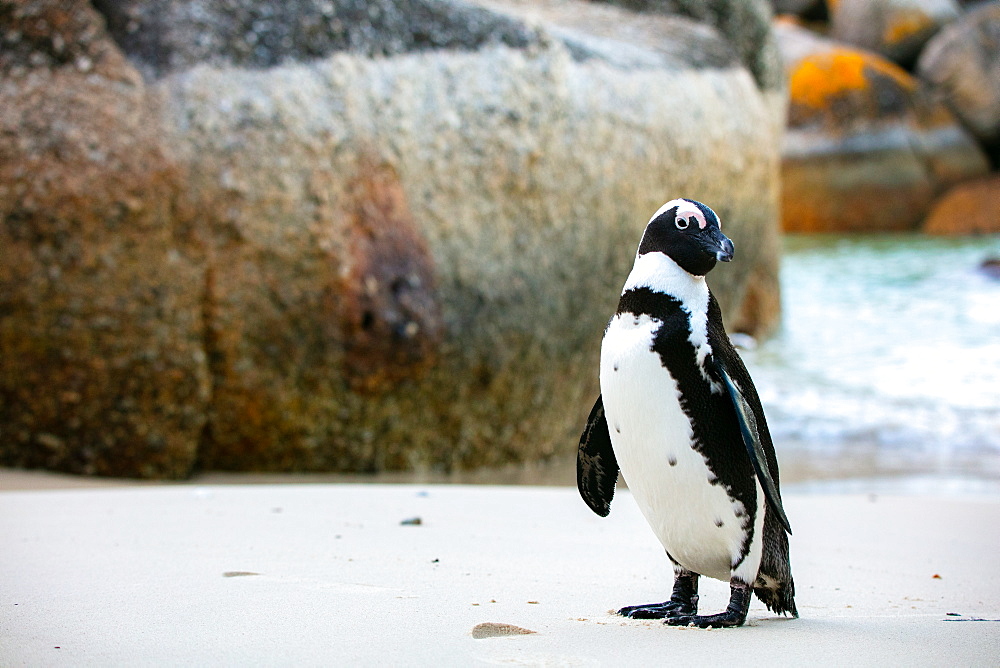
[883,10,935,46]
[790,50,867,109]
[789,48,914,111]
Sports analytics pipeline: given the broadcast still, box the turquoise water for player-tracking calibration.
[742,235,1000,484]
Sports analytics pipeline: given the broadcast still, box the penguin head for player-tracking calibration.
[637,199,734,276]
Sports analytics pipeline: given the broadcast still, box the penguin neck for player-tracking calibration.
[619,250,719,393]
[622,251,709,307]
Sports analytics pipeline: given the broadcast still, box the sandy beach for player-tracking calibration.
[2,470,999,666]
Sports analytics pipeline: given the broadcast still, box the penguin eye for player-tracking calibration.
[675,216,690,230]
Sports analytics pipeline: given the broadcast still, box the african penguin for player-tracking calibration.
[577,198,796,628]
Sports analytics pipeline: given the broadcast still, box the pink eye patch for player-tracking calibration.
[651,198,718,231]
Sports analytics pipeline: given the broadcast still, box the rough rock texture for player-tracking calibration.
[0,0,208,477]
[923,175,1000,234]
[829,0,960,67]
[475,0,743,72]
[169,42,783,473]
[777,21,989,232]
[91,0,541,79]
[917,1,1000,165]
[588,0,785,91]
[1,0,784,477]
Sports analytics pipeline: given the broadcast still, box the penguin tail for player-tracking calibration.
[753,578,798,618]
[756,505,798,617]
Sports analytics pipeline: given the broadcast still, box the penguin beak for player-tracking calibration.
[716,238,735,263]
[708,231,735,263]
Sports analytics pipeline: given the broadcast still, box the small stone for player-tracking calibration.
[35,433,64,451]
[471,623,537,639]
[978,259,1000,280]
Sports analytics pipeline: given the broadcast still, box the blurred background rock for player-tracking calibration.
[0,0,997,481]
[777,0,995,232]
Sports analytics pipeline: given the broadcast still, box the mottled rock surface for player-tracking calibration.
[91,0,540,79]
[168,41,783,473]
[0,0,208,477]
[918,1,1000,165]
[923,175,1000,234]
[777,21,988,232]
[829,0,960,67]
[587,0,784,91]
[1,0,784,477]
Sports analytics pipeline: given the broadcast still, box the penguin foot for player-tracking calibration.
[618,569,699,619]
[665,579,750,629]
[665,611,746,628]
[618,600,697,619]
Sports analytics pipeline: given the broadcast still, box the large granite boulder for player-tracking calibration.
[777,21,989,232]
[918,1,1000,165]
[1,0,785,477]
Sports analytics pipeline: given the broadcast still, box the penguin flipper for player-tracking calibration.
[716,364,793,534]
[577,395,618,517]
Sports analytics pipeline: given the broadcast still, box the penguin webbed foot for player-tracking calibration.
[618,570,699,619]
[665,579,751,629]
[665,610,746,628]
[618,600,697,619]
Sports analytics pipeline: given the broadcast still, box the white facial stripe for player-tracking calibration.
[650,198,714,231]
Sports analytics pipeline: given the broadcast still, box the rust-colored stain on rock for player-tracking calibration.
[338,159,443,393]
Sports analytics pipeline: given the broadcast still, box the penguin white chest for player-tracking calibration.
[600,313,761,583]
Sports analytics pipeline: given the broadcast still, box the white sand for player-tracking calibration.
[2,478,999,665]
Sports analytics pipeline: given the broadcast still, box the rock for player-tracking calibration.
[777,21,989,232]
[587,0,785,92]
[829,0,961,67]
[471,622,537,638]
[918,2,1000,164]
[472,0,743,72]
[979,257,1000,279]
[923,175,1000,235]
[169,30,784,472]
[0,0,209,478]
[1,0,785,477]
[770,0,825,18]
[92,0,541,80]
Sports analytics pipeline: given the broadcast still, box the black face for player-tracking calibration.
[637,199,735,276]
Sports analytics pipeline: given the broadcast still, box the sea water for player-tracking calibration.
[743,235,1000,487]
